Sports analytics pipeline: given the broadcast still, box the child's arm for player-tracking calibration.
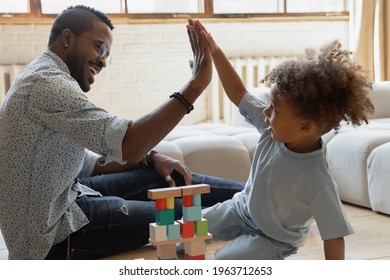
[191,20,248,107]
[323,237,345,260]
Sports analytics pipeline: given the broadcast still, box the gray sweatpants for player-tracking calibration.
[202,199,297,260]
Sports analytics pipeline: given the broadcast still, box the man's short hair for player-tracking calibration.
[48,5,114,47]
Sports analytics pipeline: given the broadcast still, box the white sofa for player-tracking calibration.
[155,82,390,215]
[154,123,258,182]
[325,81,390,214]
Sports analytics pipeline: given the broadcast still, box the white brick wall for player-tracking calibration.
[0,19,349,124]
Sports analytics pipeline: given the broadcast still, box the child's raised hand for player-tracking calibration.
[187,19,218,54]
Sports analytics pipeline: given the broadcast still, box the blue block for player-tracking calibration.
[166,222,181,240]
[183,205,202,221]
[192,194,201,206]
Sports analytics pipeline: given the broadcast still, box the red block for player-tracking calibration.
[182,195,192,207]
[178,219,194,238]
[184,253,205,260]
[155,198,166,210]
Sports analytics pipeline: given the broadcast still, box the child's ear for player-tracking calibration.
[300,120,315,132]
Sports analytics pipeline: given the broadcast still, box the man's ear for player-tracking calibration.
[61,29,74,49]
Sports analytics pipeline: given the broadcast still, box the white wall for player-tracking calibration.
[0,19,349,124]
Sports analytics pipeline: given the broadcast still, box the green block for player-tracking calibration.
[183,205,202,221]
[195,219,208,236]
[156,209,175,225]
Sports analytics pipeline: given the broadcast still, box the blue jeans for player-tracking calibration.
[45,168,244,259]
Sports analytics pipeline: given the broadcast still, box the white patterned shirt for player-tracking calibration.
[0,50,130,259]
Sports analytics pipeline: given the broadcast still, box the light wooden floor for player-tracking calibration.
[290,203,390,260]
[1,203,390,260]
[102,203,390,260]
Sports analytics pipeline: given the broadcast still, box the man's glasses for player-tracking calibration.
[78,33,112,65]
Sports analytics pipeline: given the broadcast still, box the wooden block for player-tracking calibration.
[156,209,175,225]
[183,205,202,222]
[184,240,206,256]
[192,194,201,206]
[195,219,208,236]
[182,195,192,207]
[149,223,167,242]
[184,253,205,260]
[167,222,180,240]
[180,184,210,196]
[149,233,213,246]
[178,219,194,238]
[148,187,182,200]
[157,243,177,260]
[155,198,166,210]
[166,197,175,209]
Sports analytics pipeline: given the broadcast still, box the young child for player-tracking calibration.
[190,20,375,260]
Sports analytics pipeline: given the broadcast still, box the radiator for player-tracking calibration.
[207,56,295,124]
[0,64,25,104]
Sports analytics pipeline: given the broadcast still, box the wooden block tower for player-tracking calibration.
[148,184,212,260]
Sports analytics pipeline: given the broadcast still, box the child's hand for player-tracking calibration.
[187,19,218,54]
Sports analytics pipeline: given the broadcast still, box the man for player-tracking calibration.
[0,5,244,259]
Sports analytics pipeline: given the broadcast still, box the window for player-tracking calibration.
[286,0,347,13]
[213,0,347,14]
[40,0,126,14]
[214,0,281,14]
[0,0,29,13]
[40,0,200,14]
[127,0,200,14]
[1,0,349,19]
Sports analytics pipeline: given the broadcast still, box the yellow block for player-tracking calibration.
[166,197,174,209]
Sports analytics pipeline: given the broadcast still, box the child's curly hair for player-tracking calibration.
[262,40,375,134]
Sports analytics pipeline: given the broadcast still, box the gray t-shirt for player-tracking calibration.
[0,50,130,259]
[233,93,353,247]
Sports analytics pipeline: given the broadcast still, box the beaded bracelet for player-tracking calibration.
[141,150,158,168]
[169,92,194,114]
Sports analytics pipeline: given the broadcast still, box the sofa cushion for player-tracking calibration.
[232,131,260,160]
[327,129,390,208]
[363,118,390,129]
[155,124,258,182]
[172,134,252,182]
[367,142,390,214]
[153,141,185,163]
[369,81,390,119]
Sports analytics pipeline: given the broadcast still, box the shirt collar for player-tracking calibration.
[43,49,71,75]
